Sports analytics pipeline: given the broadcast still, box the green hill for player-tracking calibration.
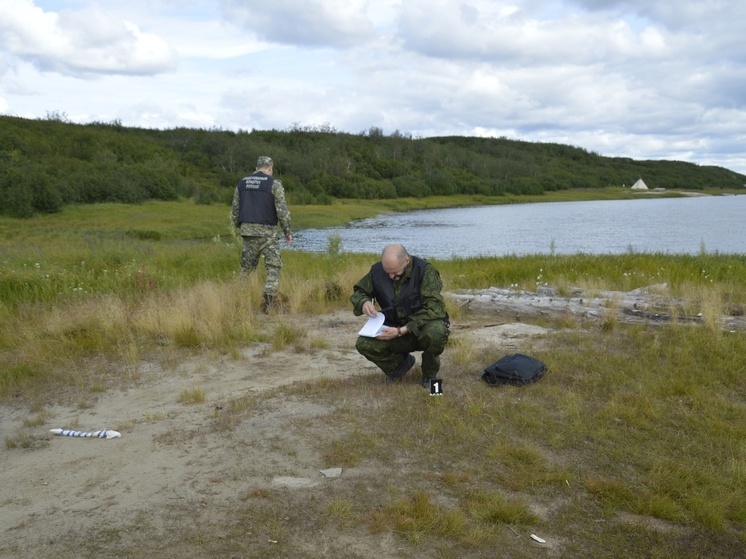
[1,115,744,218]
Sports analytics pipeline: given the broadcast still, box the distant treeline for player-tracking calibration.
[1,115,744,218]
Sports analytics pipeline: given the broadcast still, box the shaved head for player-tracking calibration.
[381,244,410,278]
[381,244,408,264]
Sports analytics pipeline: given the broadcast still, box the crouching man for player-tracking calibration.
[350,244,450,387]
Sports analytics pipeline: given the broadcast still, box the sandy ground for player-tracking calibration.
[0,308,550,558]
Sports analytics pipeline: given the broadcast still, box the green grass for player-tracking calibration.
[0,197,744,558]
[270,323,745,557]
[199,325,742,559]
[1,197,744,398]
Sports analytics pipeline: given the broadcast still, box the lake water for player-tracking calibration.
[289,195,746,258]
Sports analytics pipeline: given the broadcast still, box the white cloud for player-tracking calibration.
[0,0,744,175]
[574,0,746,32]
[0,0,177,76]
[218,0,374,48]
[396,0,683,66]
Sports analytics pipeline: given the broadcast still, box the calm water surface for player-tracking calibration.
[289,195,745,258]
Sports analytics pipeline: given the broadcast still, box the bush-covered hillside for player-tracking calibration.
[1,115,744,217]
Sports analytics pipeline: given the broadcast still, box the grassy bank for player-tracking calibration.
[1,197,744,557]
[0,186,716,240]
[1,196,745,396]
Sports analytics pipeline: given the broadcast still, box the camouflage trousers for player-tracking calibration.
[355,319,450,379]
[240,235,283,296]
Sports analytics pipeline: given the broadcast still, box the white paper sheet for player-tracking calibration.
[358,313,386,337]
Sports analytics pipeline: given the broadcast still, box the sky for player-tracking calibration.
[1,0,745,175]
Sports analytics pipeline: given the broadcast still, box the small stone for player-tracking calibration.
[320,468,343,478]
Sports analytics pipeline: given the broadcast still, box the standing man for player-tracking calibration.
[350,244,450,387]
[231,156,293,313]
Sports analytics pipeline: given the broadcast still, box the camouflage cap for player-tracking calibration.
[256,155,273,167]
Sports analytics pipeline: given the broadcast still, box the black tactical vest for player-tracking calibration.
[370,256,427,325]
[236,172,278,225]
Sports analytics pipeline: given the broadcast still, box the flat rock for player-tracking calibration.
[320,468,343,478]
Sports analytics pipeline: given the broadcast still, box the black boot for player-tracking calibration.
[262,293,275,314]
[386,354,415,382]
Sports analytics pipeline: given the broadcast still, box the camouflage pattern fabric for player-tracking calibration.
[231,173,292,298]
[355,319,449,378]
[240,235,282,296]
[351,258,449,379]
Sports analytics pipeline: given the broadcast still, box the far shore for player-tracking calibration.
[641,189,710,196]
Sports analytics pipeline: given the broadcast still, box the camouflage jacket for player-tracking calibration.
[350,259,448,336]
[231,177,292,238]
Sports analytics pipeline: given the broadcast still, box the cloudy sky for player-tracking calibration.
[1,0,745,174]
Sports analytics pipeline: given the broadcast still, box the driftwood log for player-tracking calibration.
[445,284,746,332]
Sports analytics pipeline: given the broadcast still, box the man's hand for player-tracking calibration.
[376,325,407,340]
[362,300,377,317]
[376,326,399,340]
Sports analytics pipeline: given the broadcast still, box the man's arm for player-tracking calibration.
[271,180,292,238]
[405,264,447,336]
[350,272,375,316]
[230,187,240,228]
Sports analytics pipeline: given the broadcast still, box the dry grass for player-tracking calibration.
[1,206,744,557]
[178,384,206,404]
[179,315,742,558]
[3,300,744,558]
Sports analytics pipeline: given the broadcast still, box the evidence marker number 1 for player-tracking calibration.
[427,378,443,396]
